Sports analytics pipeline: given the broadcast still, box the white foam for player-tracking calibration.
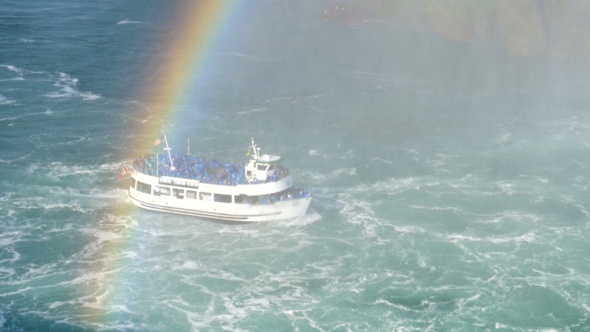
[79,228,122,250]
[448,230,538,245]
[42,202,86,213]
[497,182,515,195]
[44,72,101,101]
[0,77,24,82]
[338,193,382,238]
[36,161,117,180]
[475,210,541,225]
[372,157,394,164]
[117,20,144,25]
[0,64,21,73]
[0,116,17,122]
[109,304,135,315]
[45,86,101,101]
[392,225,425,234]
[408,204,463,213]
[496,132,513,143]
[518,174,549,184]
[8,248,20,264]
[178,260,200,270]
[237,107,269,115]
[0,286,32,297]
[0,94,15,105]
[0,232,22,247]
[280,210,321,227]
[0,266,14,279]
[308,167,356,182]
[49,301,65,309]
[79,91,101,101]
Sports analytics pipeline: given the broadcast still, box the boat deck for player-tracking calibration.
[132,153,289,186]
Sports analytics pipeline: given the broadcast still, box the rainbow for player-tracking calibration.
[89,0,241,326]
[137,0,242,150]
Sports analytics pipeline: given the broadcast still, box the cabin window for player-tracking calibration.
[257,164,267,171]
[199,192,212,201]
[173,188,184,199]
[129,178,136,189]
[186,190,197,199]
[137,181,151,194]
[214,194,232,203]
[268,165,276,171]
[246,170,252,177]
[235,195,253,204]
[154,186,170,196]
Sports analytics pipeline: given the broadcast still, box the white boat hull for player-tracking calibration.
[128,170,311,222]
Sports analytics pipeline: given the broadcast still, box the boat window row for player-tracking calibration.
[131,179,310,204]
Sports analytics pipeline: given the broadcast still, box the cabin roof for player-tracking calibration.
[256,154,282,165]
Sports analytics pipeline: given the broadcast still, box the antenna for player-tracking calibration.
[164,134,175,171]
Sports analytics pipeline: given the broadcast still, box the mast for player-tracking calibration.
[250,137,260,160]
[164,135,175,171]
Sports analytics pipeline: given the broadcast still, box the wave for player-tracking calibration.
[45,72,101,100]
[44,87,100,101]
[0,64,22,73]
[216,51,264,61]
[2,65,101,102]
[306,148,355,160]
[237,107,269,115]
[0,77,25,82]
[0,64,45,78]
[372,157,394,164]
[1,160,130,215]
[447,231,538,245]
[280,209,322,227]
[48,162,100,177]
[0,94,15,105]
[0,139,35,164]
[2,194,91,215]
[117,20,145,25]
[306,167,357,183]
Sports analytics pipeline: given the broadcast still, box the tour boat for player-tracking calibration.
[127,136,311,222]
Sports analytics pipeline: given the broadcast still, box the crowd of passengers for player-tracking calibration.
[132,153,290,185]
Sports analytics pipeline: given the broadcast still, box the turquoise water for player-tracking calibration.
[1,1,590,331]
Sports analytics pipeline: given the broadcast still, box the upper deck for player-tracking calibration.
[132,153,290,186]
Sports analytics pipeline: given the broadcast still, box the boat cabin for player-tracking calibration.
[245,154,282,182]
[244,138,284,182]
